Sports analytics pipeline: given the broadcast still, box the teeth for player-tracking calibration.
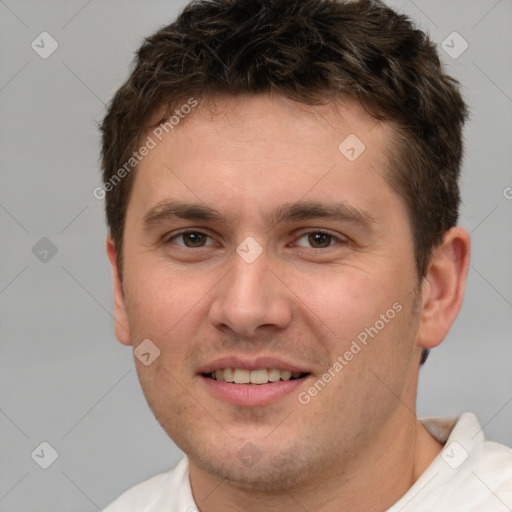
[233,369,250,384]
[223,367,234,382]
[280,370,292,381]
[210,368,305,384]
[250,369,268,384]
[268,369,281,382]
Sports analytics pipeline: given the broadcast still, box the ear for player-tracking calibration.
[106,235,132,346]
[417,227,471,350]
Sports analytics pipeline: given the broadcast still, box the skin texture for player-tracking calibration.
[107,94,470,511]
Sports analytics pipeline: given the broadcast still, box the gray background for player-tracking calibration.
[1,0,511,510]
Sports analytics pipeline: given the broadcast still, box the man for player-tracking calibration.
[100,0,512,510]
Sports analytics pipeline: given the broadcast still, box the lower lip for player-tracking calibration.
[200,375,308,406]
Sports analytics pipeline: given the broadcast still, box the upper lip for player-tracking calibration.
[198,355,312,375]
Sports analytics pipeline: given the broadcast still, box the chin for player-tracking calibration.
[188,439,322,494]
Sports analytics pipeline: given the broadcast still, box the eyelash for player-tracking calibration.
[164,229,347,249]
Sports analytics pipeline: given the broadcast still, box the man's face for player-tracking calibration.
[112,95,424,490]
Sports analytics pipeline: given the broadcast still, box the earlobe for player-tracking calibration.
[416,227,471,350]
[106,236,132,346]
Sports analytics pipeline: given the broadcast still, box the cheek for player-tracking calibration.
[123,262,222,379]
[286,265,401,350]
[125,263,206,332]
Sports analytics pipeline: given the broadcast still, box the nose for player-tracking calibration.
[208,248,292,339]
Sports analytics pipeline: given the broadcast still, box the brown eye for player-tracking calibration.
[183,232,207,247]
[168,231,212,248]
[293,230,348,250]
[307,232,332,248]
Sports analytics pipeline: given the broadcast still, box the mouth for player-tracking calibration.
[198,359,312,406]
[203,368,310,385]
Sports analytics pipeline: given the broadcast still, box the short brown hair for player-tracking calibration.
[100,0,468,363]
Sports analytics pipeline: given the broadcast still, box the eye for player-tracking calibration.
[294,231,345,249]
[166,230,215,248]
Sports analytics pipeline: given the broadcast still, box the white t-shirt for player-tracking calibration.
[104,413,512,511]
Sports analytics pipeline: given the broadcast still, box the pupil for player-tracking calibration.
[309,233,331,248]
[186,232,205,247]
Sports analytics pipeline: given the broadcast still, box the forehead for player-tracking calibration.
[130,94,403,226]
[148,94,391,150]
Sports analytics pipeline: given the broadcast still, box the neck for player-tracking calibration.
[188,411,443,512]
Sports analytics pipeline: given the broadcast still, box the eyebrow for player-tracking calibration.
[143,200,225,228]
[142,199,376,232]
[270,201,376,230]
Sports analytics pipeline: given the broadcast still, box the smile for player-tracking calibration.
[206,368,308,384]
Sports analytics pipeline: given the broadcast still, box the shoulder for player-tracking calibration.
[449,436,512,511]
[103,457,189,512]
[469,434,512,496]
[390,413,512,512]
[433,412,512,499]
